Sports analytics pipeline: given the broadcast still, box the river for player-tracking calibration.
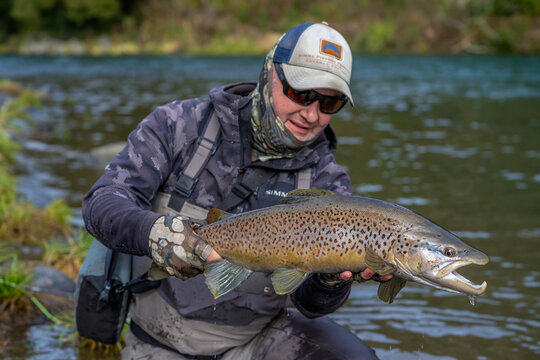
[1,55,539,359]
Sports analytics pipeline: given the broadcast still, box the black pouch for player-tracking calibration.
[74,239,132,344]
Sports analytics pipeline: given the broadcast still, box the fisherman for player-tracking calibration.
[83,22,391,360]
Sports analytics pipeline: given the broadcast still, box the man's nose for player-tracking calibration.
[300,101,320,123]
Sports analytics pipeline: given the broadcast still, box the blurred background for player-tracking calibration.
[0,0,539,55]
[0,1,539,359]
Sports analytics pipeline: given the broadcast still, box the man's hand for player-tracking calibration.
[350,269,393,283]
[149,216,216,279]
[206,249,222,262]
[318,269,393,287]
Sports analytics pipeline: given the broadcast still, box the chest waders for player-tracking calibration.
[74,106,312,345]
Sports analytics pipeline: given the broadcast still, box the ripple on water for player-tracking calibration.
[422,118,453,127]
[491,291,525,300]
[452,231,492,239]
[518,228,540,238]
[392,197,433,206]
[355,184,384,194]
[7,324,76,360]
[500,169,526,181]
[337,136,363,145]
[523,272,540,288]
[356,331,401,345]
[374,348,457,360]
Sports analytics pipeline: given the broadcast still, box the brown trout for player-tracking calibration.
[197,189,489,302]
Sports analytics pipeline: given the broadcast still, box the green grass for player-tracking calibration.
[0,254,32,314]
[0,80,127,351]
[0,81,72,245]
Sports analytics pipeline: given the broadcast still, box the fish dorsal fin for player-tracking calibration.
[287,189,334,197]
[277,189,334,205]
[377,277,407,304]
[365,247,396,275]
[206,208,232,224]
[204,259,253,299]
[271,268,310,295]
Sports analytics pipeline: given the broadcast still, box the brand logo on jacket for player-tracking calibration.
[264,189,288,198]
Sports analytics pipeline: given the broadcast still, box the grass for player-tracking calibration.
[0,79,140,358]
[0,81,72,246]
[42,230,94,281]
[0,80,127,352]
[0,254,33,316]
[0,80,75,331]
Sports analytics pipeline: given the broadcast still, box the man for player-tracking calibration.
[83,22,390,359]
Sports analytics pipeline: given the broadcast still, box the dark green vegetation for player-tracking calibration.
[0,0,539,54]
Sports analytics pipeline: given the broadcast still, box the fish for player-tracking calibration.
[195,189,489,302]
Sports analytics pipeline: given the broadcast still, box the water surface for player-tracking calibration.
[1,55,539,359]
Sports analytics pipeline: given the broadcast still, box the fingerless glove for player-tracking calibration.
[149,216,213,279]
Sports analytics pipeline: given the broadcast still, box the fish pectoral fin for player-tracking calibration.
[206,208,232,224]
[271,268,310,295]
[204,259,253,299]
[277,189,333,205]
[365,247,396,275]
[377,277,407,304]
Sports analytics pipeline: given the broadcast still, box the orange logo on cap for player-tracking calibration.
[320,40,342,60]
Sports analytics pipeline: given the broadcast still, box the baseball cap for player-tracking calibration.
[273,22,354,106]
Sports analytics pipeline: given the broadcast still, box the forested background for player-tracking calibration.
[1,0,539,55]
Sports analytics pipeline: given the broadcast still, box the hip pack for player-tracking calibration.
[74,240,133,344]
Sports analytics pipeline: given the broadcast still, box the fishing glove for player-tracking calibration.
[149,215,213,280]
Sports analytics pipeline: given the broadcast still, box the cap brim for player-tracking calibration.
[281,63,354,106]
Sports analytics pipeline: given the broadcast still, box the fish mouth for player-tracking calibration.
[429,256,489,296]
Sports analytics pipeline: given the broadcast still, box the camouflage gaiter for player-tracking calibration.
[250,46,314,160]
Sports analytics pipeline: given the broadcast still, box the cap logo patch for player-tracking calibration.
[320,40,342,59]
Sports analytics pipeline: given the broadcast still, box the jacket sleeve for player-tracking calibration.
[290,152,354,317]
[82,101,199,256]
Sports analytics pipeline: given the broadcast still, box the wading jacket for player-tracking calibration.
[82,82,353,336]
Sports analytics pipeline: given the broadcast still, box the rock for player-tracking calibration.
[31,266,75,297]
[89,141,126,168]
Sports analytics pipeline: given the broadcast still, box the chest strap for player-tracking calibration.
[218,167,276,212]
[167,107,220,213]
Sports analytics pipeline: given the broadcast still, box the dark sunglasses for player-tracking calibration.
[274,62,348,114]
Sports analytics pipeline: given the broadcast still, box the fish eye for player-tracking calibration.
[443,247,456,257]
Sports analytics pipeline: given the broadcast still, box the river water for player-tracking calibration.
[1,55,539,359]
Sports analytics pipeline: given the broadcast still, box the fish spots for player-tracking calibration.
[197,197,421,272]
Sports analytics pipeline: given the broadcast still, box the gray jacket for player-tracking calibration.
[83,82,353,328]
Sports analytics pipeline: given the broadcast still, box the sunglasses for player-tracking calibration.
[274,62,349,114]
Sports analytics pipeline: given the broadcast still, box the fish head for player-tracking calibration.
[392,226,489,296]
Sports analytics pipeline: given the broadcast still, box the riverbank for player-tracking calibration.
[0,80,92,352]
[1,0,539,55]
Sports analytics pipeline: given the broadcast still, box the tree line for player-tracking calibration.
[1,0,539,54]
